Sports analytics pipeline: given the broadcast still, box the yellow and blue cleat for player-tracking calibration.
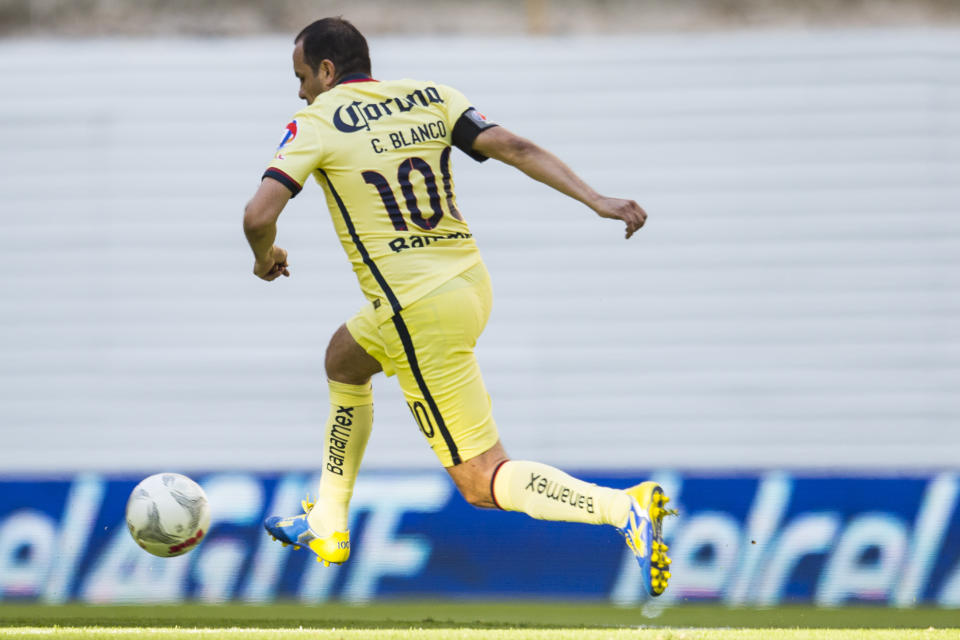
[263,499,350,567]
[618,481,677,597]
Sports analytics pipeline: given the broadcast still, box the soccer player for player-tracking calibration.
[245,17,675,596]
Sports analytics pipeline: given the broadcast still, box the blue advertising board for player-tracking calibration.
[0,471,958,606]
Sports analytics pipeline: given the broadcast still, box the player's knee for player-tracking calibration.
[324,344,343,380]
[457,483,494,508]
[451,473,497,509]
[447,443,509,509]
[325,324,381,384]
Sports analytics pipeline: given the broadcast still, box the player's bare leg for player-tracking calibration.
[445,441,509,508]
[325,323,382,386]
[264,324,380,566]
[447,440,676,596]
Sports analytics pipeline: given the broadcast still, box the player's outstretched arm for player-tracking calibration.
[472,126,647,239]
[243,177,293,281]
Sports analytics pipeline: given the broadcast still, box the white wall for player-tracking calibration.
[1,30,957,472]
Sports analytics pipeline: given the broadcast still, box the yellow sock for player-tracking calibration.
[491,460,631,527]
[306,379,373,536]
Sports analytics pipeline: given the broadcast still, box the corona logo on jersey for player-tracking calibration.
[332,87,445,133]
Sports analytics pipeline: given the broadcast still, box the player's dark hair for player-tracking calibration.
[295,17,371,80]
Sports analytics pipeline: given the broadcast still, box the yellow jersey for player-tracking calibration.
[264,76,497,322]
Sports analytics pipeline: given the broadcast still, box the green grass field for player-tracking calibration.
[2,603,958,639]
[2,631,958,640]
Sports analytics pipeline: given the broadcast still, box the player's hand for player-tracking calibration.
[253,246,290,281]
[593,197,647,239]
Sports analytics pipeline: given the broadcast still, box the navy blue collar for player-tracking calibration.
[337,73,376,86]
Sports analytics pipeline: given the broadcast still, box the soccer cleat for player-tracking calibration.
[263,498,350,566]
[620,481,678,597]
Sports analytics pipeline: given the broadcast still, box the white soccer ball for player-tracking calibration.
[125,472,211,558]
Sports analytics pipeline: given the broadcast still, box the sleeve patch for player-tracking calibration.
[277,120,298,150]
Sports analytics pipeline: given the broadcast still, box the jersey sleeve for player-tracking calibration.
[262,114,324,197]
[441,85,499,163]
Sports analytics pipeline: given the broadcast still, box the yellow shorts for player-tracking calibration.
[346,261,500,467]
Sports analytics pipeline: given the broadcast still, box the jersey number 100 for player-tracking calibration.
[362,148,462,232]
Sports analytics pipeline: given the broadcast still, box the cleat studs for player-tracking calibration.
[665,557,673,565]
[652,552,660,563]
[323,560,330,567]
[281,542,288,547]
[293,546,301,551]
[662,496,670,504]
[651,568,660,577]
[664,571,672,579]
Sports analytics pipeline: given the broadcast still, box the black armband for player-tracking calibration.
[452,107,499,162]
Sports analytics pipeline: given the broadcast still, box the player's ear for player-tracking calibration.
[319,59,337,85]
